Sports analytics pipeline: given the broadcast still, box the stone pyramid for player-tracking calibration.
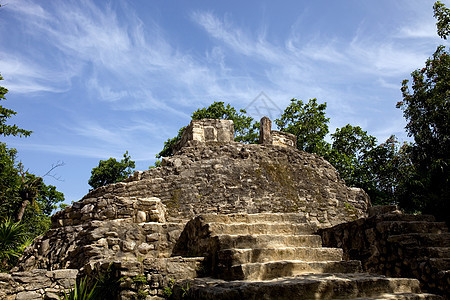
[1,118,446,300]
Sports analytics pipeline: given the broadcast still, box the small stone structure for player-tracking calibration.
[173,119,234,153]
[259,116,297,148]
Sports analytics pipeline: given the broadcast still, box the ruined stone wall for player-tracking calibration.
[318,208,450,298]
[271,130,296,148]
[16,197,202,299]
[10,119,373,299]
[18,197,182,271]
[174,119,234,153]
[0,269,78,300]
[84,142,369,227]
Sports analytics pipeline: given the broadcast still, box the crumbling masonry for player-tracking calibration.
[1,118,448,299]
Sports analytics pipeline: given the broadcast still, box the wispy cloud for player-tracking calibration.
[1,0,444,160]
[2,1,237,113]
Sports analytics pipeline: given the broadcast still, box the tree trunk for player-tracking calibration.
[16,199,29,222]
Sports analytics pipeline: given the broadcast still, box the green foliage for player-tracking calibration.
[0,218,27,271]
[163,278,175,298]
[0,142,64,243]
[132,275,147,284]
[157,101,258,158]
[325,125,377,198]
[149,160,161,169]
[275,98,330,156]
[181,281,190,298]
[434,1,450,39]
[0,73,64,271]
[397,45,450,222]
[88,151,135,189]
[61,277,98,300]
[85,263,122,299]
[0,74,32,138]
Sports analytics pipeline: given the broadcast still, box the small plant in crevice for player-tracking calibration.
[94,264,122,299]
[131,274,149,300]
[163,278,175,298]
[60,276,97,300]
[181,281,191,298]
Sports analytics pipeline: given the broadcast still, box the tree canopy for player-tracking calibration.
[434,1,450,39]
[0,74,65,270]
[396,45,450,222]
[275,98,330,156]
[0,74,32,138]
[88,151,136,189]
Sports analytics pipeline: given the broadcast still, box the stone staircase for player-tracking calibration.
[319,210,450,298]
[171,213,442,299]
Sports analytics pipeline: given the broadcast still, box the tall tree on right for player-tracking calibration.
[396,1,450,223]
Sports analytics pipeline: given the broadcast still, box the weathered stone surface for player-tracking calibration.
[174,119,235,152]
[318,209,450,298]
[16,291,41,300]
[83,142,370,227]
[173,213,358,280]
[0,269,78,300]
[4,119,443,299]
[259,116,272,144]
[172,274,443,300]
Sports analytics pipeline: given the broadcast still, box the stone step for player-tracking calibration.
[376,221,448,234]
[353,293,443,299]
[174,273,442,299]
[378,214,437,223]
[213,234,323,249]
[207,222,315,235]
[198,213,308,225]
[427,258,450,270]
[217,247,343,265]
[402,247,450,259]
[220,260,362,280]
[388,233,450,247]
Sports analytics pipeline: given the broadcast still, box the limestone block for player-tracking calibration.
[122,240,136,252]
[138,243,155,254]
[81,204,94,214]
[136,211,147,223]
[16,291,41,300]
[52,269,78,279]
[107,238,120,247]
[44,292,59,300]
[147,233,160,242]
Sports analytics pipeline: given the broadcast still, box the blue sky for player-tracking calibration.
[1,0,449,205]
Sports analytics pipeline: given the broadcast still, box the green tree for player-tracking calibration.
[397,44,450,222]
[325,124,376,191]
[363,136,414,205]
[0,74,65,270]
[0,143,64,236]
[0,74,32,138]
[88,151,135,189]
[434,1,450,39]
[275,98,330,156]
[157,101,258,158]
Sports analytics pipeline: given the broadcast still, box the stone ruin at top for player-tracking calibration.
[3,118,448,300]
